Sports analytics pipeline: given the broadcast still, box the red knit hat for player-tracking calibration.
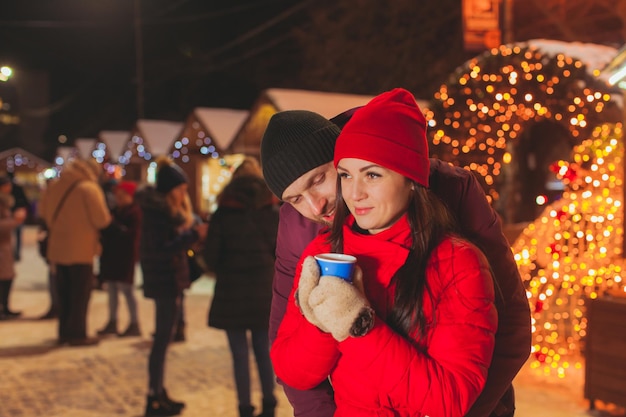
[334,88,429,188]
[116,181,138,197]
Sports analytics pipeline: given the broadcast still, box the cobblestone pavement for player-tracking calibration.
[1,227,624,417]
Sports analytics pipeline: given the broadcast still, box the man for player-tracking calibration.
[260,108,531,417]
[8,172,29,261]
[39,159,111,346]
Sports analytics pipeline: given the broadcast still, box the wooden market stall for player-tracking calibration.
[228,88,377,159]
[95,130,131,179]
[73,138,98,161]
[171,107,248,215]
[122,119,183,182]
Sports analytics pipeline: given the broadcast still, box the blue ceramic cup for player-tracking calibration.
[314,253,357,282]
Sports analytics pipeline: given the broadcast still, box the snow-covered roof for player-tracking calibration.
[265,88,431,116]
[135,120,183,156]
[74,138,97,160]
[55,146,75,163]
[526,39,618,79]
[193,108,249,151]
[99,130,131,161]
[0,147,51,168]
[265,88,375,119]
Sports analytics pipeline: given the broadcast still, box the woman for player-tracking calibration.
[137,158,207,416]
[97,181,142,337]
[271,89,498,417]
[203,157,279,417]
[0,176,27,319]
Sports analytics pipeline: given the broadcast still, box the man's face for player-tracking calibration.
[281,162,338,225]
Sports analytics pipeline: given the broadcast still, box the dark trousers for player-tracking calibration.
[0,279,15,312]
[148,295,181,394]
[13,225,22,260]
[225,328,276,409]
[55,264,93,341]
[48,269,60,314]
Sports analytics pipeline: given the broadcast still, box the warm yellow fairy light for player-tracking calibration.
[510,123,625,377]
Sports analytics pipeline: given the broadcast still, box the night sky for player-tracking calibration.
[1,0,623,160]
[0,0,309,157]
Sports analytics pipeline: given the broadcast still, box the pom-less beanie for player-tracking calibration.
[156,163,187,194]
[334,88,430,188]
[261,110,340,199]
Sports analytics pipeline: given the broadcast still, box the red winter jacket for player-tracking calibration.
[270,160,531,417]
[271,214,498,417]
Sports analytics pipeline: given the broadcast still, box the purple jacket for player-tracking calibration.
[269,159,531,417]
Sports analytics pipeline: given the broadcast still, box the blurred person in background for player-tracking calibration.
[136,157,207,417]
[203,157,279,417]
[97,180,143,338]
[7,171,29,261]
[0,175,27,319]
[38,159,111,346]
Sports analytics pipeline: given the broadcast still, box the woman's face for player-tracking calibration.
[336,158,412,234]
[113,188,133,207]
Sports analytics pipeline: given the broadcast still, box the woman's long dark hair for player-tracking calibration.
[329,179,456,340]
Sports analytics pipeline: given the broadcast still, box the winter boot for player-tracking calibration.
[119,322,141,337]
[97,321,118,336]
[161,388,185,409]
[256,399,277,417]
[238,405,255,417]
[1,309,20,319]
[144,394,182,416]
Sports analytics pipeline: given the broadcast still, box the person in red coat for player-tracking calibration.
[97,181,143,337]
[271,88,498,416]
[263,89,530,417]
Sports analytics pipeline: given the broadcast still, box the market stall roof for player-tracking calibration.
[74,138,98,160]
[264,88,376,118]
[55,145,77,165]
[230,88,391,156]
[134,119,184,157]
[99,130,131,162]
[193,108,249,152]
[0,147,52,171]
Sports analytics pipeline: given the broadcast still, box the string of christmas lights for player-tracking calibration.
[512,123,625,378]
[427,44,619,209]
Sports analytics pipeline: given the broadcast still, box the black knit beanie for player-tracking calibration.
[261,110,340,199]
[156,163,187,194]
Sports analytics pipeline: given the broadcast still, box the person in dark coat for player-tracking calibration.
[137,158,207,417]
[203,158,279,417]
[97,181,142,337]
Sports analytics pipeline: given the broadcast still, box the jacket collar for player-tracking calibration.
[342,214,412,288]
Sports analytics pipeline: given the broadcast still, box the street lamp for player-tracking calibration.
[0,66,13,82]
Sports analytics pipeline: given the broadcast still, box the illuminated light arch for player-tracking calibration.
[512,123,625,377]
[427,41,622,220]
